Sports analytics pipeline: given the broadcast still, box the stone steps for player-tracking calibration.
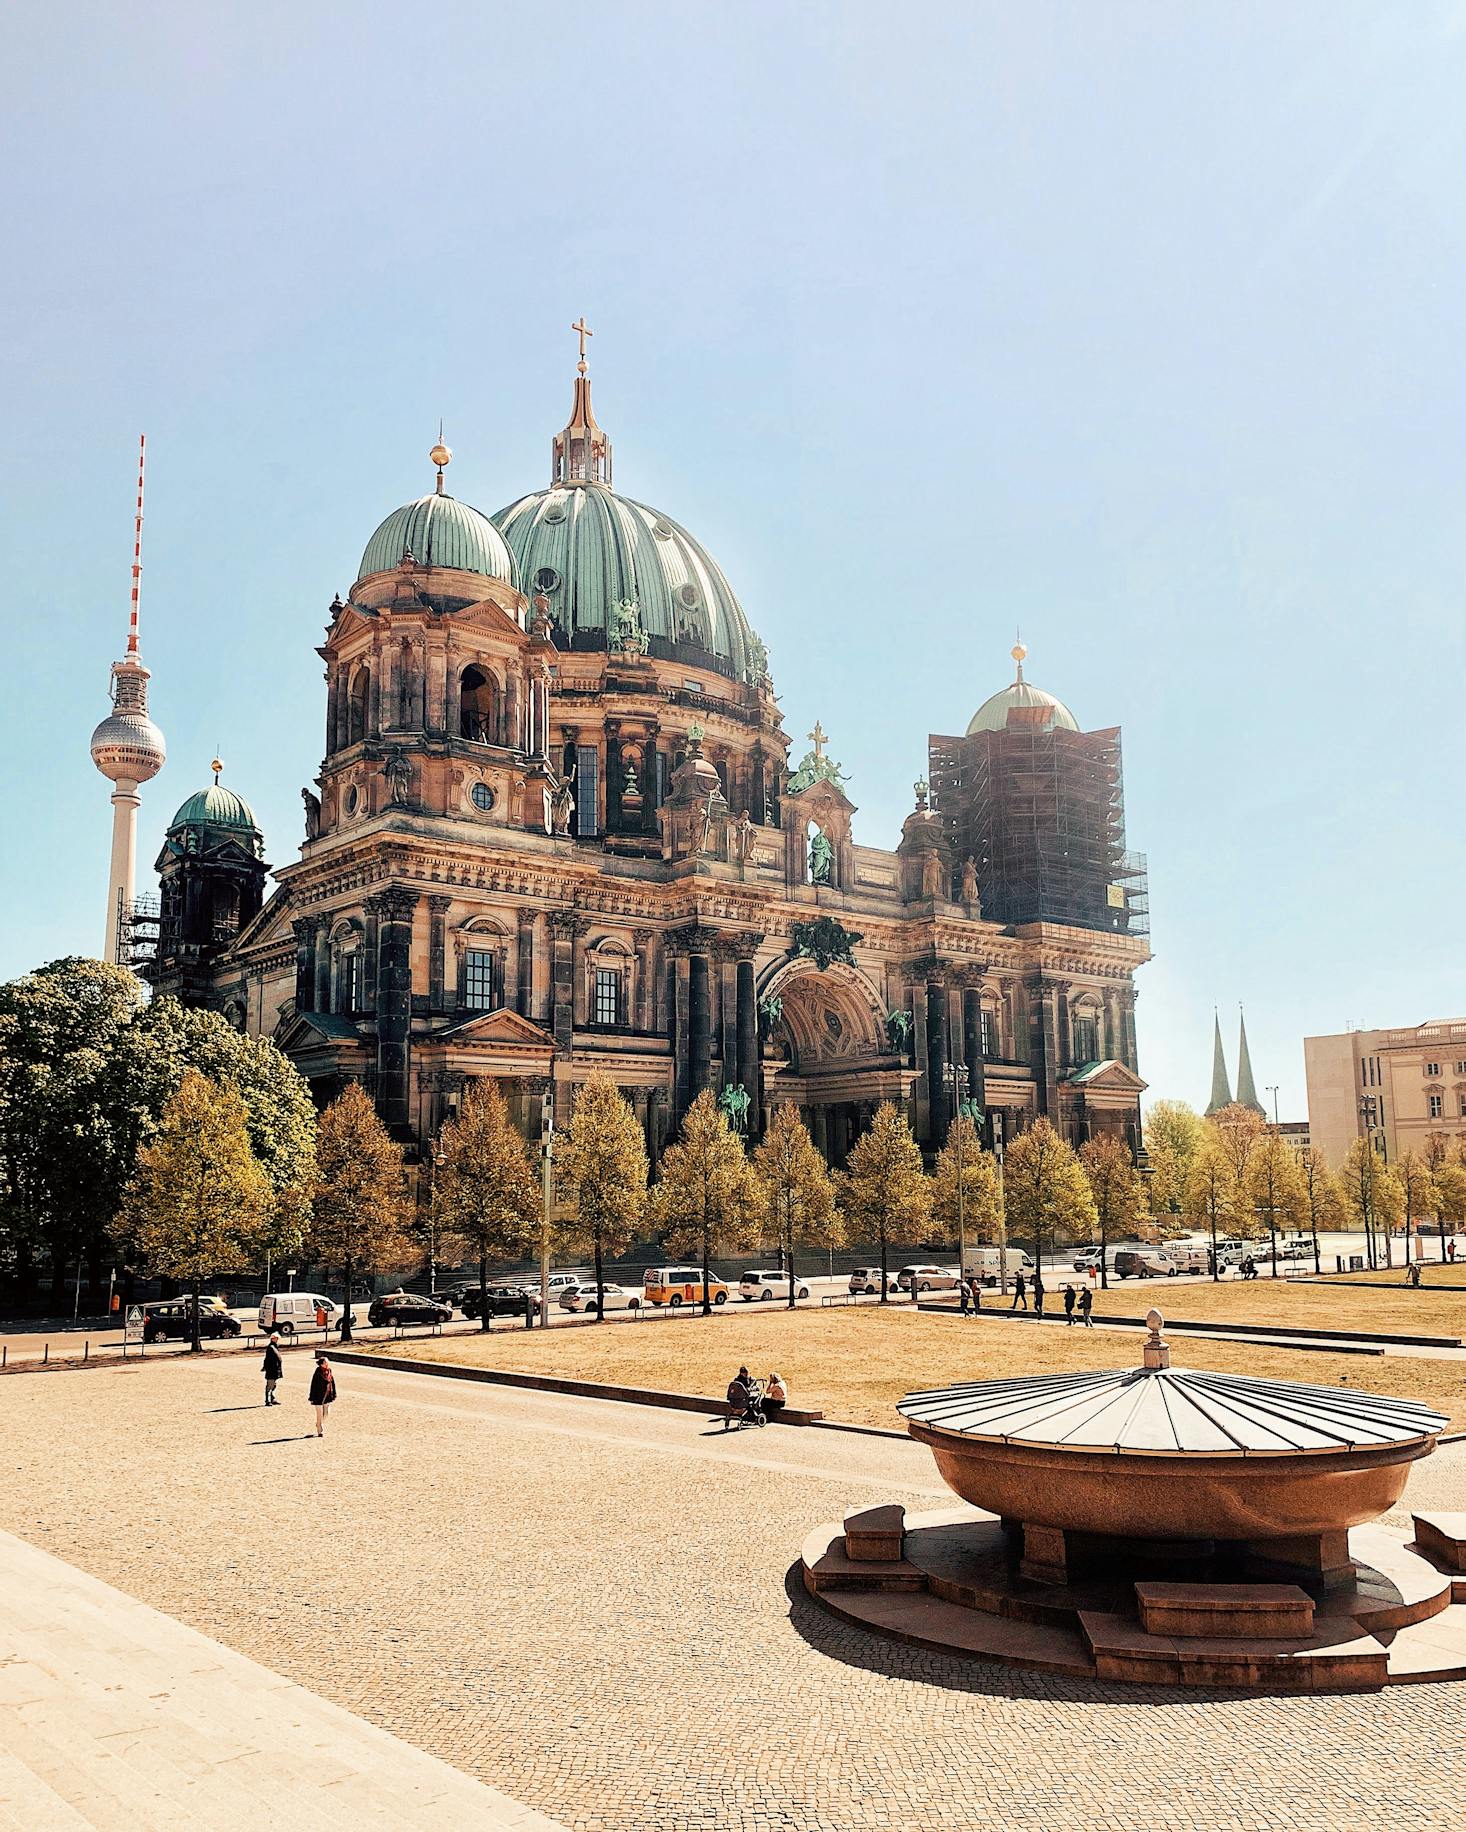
[1078,1610,1389,1691]
[1382,1603,1466,1683]
[818,1583,1097,1678]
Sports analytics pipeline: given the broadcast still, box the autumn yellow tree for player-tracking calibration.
[930,1113,1003,1270]
[751,1104,841,1307]
[1340,1139,1405,1271]
[1145,1100,1203,1218]
[1184,1136,1235,1280]
[1247,1133,1308,1278]
[121,1071,272,1352]
[1208,1102,1267,1194]
[1394,1151,1441,1271]
[557,1075,648,1321]
[1003,1118,1096,1271]
[1079,1134,1146,1290]
[433,1081,541,1330]
[306,1081,413,1340]
[1435,1161,1466,1260]
[650,1090,760,1314]
[836,1102,931,1303]
[1298,1147,1344,1272]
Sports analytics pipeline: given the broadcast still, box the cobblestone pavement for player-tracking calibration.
[3,1358,1465,1832]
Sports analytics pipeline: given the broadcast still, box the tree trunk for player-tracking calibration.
[1210,1213,1219,1282]
[1099,1212,1108,1291]
[701,1221,712,1317]
[879,1224,888,1304]
[340,1257,354,1341]
[1269,1213,1278,1278]
[479,1250,490,1331]
[594,1234,605,1323]
[190,1273,203,1353]
[786,1212,796,1310]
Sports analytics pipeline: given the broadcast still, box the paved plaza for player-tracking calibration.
[3,1357,1466,1831]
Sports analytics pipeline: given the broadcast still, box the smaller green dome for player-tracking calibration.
[170,784,261,835]
[966,644,1078,737]
[358,492,514,584]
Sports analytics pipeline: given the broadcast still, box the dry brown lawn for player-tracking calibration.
[1082,1273,1466,1340]
[363,1303,1466,1432]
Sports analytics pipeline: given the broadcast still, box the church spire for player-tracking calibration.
[551,318,613,487]
[1236,1006,1264,1115]
[1206,1010,1232,1114]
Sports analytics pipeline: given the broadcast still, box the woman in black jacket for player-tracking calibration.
[262,1334,284,1406]
[308,1353,336,1436]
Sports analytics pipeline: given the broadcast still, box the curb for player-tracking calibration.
[913,1302,1452,1353]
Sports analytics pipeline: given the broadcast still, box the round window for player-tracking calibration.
[471,782,495,814]
[542,503,567,525]
[677,582,700,608]
[533,566,561,592]
[344,784,359,815]
[652,518,674,541]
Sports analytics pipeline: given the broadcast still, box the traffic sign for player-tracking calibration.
[124,1305,144,1344]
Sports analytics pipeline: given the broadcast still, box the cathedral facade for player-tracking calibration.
[143,342,1150,1167]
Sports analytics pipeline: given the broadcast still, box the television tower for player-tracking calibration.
[89,436,166,963]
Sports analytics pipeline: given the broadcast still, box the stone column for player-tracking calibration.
[926,968,949,1146]
[427,895,451,1015]
[379,642,397,731]
[962,975,986,1112]
[648,1087,668,1171]
[634,930,654,1032]
[444,647,462,739]
[313,925,332,1015]
[369,888,418,1133]
[1030,977,1060,1119]
[293,918,320,1014]
[550,913,581,1054]
[688,943,712,1101]
[736,947,759,1135]
[425,635,448,735]
[516,912,535,1018]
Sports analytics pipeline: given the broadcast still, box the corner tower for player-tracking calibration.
[89,437,166,962]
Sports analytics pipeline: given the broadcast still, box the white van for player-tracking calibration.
[1162,1242,1210,1274]
[962,1247,1036,1288]
[258,1292,337,1336]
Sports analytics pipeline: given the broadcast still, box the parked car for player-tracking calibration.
[258,1292,337,1335]
[463,1284,540,1320]
[566,1282,642,1313]
[896,1264,961,1293]
[641,1266,730,1307]
[368,1292,453,1327]
[848,1267,898,1295]
[141,1300,242,1344]
[739,1269,811,1301]
[963,1247,1036,1287]
[1112,1248,1176,1280]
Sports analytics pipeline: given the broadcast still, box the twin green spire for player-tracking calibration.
[1206,1008,1263,1116]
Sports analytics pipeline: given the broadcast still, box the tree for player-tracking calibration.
[1395,1151,1441,1269]
[1340,1139,1405,1271]
[1002,1118,1095,1273]
[1183,1137,1235,1280]
[120,1072,272,1351]
[835,1102,931,1303]
[930,1113,1003,1271]
[1247,1133,1308,1278]
[556,1076,648,1321]
[752,1104,841,1307]
[1436,1162,1466,1260]
[1079,1134,1145,1290]
[306,1082,413,1341]
[1299,1147,1344,1273]
[432,1082,541,1330]
[1144,1100,1203,1218]
[1208,1102,1267,1193]
[650,1090,760,1314]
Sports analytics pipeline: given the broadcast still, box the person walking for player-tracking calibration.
[958,1278,971,1316]
[308,1351,336,1437]
[261,1333,283,1407]
[1011,1271,1027,1312]
[1079,1284,1094,1327]
[969,1275,983,1314]
[1063,1285,1076,1326]
[1033,1269,1045,1318]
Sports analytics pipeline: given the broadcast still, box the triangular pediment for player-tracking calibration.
[430,1007,555,1050]
[782,777,857,818]
[1063,1058,1147,1093]
[274,1009,368,1052]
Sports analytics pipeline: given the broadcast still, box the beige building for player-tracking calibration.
[1305,1021,1466,1168]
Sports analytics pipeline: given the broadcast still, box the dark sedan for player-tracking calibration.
[368,1292,453,1328]
[461,1284,533,1320]
[141,1301,243,1344]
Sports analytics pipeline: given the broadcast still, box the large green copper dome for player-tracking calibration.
[492,485,764,680]
[169,783,261,834]
[358,492,514,585]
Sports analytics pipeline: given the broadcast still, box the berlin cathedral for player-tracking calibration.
[132,334,1150,1169]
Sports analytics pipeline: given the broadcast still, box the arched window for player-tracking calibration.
[347,666,370,745]
[460,665,499,744]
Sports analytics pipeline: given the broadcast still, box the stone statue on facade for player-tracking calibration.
[921,848,943,899]
[743,633,771,686]
[301,787,321,840]
[884,1007,913,1053]
[550,774,576,836]
[960,854,980,911]
[808,828,834,884]
[609,597,649,654]
[718,1082,751,1134]
[733,808,755,864]
[384,750,412,807]
[757,992,783,1039]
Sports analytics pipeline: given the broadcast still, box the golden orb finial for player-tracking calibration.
[1011,641,1027,665]
[211,756,224,784]
[431,425,452,494]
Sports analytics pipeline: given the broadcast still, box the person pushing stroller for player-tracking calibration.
[724,1365,767,1429]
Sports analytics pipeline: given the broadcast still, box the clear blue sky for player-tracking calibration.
[3,2,1463,1118]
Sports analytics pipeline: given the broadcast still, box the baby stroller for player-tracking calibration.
[732,1376,767,1429]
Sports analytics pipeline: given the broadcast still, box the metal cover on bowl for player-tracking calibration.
[898,1366,1449,1458]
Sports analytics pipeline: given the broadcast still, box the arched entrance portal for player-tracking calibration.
[761,961,910,1164]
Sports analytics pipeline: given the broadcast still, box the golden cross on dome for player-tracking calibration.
[571,317,593,376]
[808,720,827,760]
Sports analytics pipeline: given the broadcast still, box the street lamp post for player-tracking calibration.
[1301,1146,1321,1275]
[1265,1085,1280,1128]
[1358,1095,1379,1270]
[942,1062,975,1276]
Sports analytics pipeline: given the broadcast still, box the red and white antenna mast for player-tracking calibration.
[127,433,145,655]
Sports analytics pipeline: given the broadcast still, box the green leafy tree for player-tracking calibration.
[1435,1162,1466,1259]
[930,1113,1002,1265]
[1144,1099,1203,1217]
[650,1090,760,1314]
[557,1076,648,1321]
[306,1082,413,1340]
[1340,1139,1405,1271]
[1079,1134,1146,1289]
[1247,1133,1308,1277]
[1395,1151,1441,1270]
[1299,1147,1343,1272]
[1003,1118,1095,1271]
[432,1081,541,1330]
[752,1104,841,1307]
[120,1072,272,1350]
[835,1101,931,1303]
[1184,1137,1235,1279]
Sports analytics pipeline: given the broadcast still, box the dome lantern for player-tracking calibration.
[551,318,612,488]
